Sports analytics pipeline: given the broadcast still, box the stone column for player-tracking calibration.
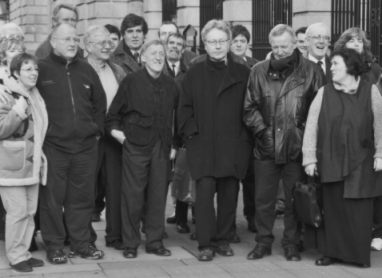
[127,0,144,16]
[293,0,331,30]
[177,0,199,43]
[144,0,162,40]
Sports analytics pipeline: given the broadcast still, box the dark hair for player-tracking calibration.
[330,48,367,77]
[333,27,373,63]
[120,13,148,36]
[167,32,185,46]
[104,24,121,39]
[10,53,38,77]
[160,21,179,33]
[231,24,250,42]
[295,26,307,36]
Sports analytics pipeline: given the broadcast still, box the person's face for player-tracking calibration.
[307,25,330,60]
[55,8,77,27]
[51,25,79,60]
[345,35,364,54]
[204,28,230,61]
[15,60,39,90]
[230,34,248,58]
[270,32,296,60]
[166,36,184,62]
[296,32,308,56]
[109,33,120,53]
[142,44,165,76]
[159,24,177,43]
[87,30,113,61]
[330,55,348,83]
[123,25,145,51]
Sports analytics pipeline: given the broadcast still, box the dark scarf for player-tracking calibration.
[269,49,300,79]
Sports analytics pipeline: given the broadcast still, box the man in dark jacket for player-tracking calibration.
[243,24,324,261]
[37,23,106,263]
[84,25,126,249]
[110,13,147,74]
[178,19,251,262]
[107,40,179,259]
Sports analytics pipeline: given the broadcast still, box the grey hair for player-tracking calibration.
[0,22,24,39]
[268,24,296,44]
[140,39,165,56]
[83,25,110,45]
[201,19,231,43]
[305,22,329,38]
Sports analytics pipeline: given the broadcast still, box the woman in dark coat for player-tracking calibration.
[334,27,382,251]
[178,19,251,261]
[302,48,382,267]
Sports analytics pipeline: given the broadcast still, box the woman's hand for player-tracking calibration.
[305,163,317,177]
[374,158,382,171]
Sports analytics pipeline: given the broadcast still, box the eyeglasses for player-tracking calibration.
[206,39,229,46]
[309,35,331,42]
[89,40,114,48]
[53,36,80,43]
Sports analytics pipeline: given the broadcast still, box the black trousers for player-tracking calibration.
[254,160,303,248]
[242,157,255,219]
[121,140,169,249]
[95,136,122,244]
[40,143,98,252]
[195,176,239,249]
[373,196,382,238]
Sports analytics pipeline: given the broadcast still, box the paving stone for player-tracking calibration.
[288,267,359,278]
[43,271,106,278]
[230,270,297,278]
[162,264,231,278]
[219,261,282,273]
[102,264,169,278]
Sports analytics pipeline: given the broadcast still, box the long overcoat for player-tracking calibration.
[178,55,251,180]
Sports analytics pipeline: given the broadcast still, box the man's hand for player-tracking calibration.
[374,158,382,171]
[305,163,318,177]
[170,148,177,160]
[111,129,126,144]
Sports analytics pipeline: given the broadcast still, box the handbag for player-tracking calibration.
[293,177,322,228]
[172,148,196,204]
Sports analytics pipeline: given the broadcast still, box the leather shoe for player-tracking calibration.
[247,244,271,260]
[176,223,190,233]
[166,216,176,224]
[215,244,234,256]
[106,240,124,250]
[26,257,44,267]
[146,246,171,256]
[198,248,215,261]
[315,256,335,266]
[284,245,301,261]
[123,248,137,259]
[10,260,33,272]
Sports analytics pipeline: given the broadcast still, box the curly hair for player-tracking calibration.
[330,48,368,78]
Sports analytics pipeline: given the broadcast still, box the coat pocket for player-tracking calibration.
[0,140,26,171]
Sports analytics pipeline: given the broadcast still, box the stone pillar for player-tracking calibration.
[127,0,144,16]
[144,0,162,41]
[177,0,199,44]
[293,0,331,30]
[9,0,51,52]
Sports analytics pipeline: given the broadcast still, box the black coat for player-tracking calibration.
[178,55,251,180]
[243,55,324,163]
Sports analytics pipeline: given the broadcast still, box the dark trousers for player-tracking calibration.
[94,139,106,216]
[40,143,98,252]
[121,140,169,249]
[95,136,122,243]
[195,176,239,249]
[373,196,382,238]
[175,200,189,224]
[254,160,303,247]
[242,158,255,219]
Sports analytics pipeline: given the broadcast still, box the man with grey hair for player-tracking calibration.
[243,24,324,261]
[84,25,126,249]
[178,19,251,261]
[306,22,331,81]
[107,39,179,259]
[35,3,80,59]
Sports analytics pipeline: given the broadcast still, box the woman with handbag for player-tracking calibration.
[0,53,48,272]
[302,48,382,267]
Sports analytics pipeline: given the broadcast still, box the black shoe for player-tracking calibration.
[284,245,301,261]
[69,245,104,260]
[123,248,137,259]
[247,244,271,260]
[198,248,215,261]
[91,213,101,222]
[106,240,124,250]
[146,246,171,256]
[47,249,67,264]
[315,256,336,266]
[26,257,44,267]
[246,216,257,233]
[176,223,190,233]
[215,244,234,256]
[166,216,176,224]
[229,233,241,244]
[29,237,38,252]
[10,260,33,272]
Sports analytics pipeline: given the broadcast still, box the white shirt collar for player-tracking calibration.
[308,54,326,74]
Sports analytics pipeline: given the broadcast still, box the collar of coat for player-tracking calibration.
[113,41,141,72]
[49,50,81,66]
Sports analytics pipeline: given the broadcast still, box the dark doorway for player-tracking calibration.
[199,0,223,53]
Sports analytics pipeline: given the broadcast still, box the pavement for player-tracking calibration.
[1,191,382,278]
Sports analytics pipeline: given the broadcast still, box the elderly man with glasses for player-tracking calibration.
[36,23,106,264]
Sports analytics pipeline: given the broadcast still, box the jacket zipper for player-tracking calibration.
[66,63,77,136]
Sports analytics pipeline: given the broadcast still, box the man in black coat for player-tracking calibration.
[178,19,251,261]
[243,24,324,262]
[107,40,179,259]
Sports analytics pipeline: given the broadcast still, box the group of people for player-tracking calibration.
[0,2,382,273]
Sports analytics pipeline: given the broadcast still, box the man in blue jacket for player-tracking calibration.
[37,23,106,264]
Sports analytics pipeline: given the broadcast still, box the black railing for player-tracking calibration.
[199,0,223,54]
[162,0,177,22]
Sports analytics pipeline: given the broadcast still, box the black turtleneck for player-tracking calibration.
[206,57,228,96]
